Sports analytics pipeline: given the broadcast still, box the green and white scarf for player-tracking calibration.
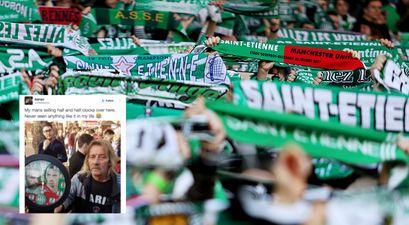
[126,78,228,105]
[222,0,279,18]
[0,44,54,73]
[0,72,29,104]
[58,70,228,106]
[134,0,211,15]
[139,40,195,54]
[0,22,92,55]
[206,100,408,165]
[208,40,365,70]
[62,37,150,55]
[89,38,149,55]
[63,53,229,85]
[239,29,366,43]
[278,28,367,42]
[0,0,41,22]
[78,12,98,37]
[374,59,409,95]
[215,11,236,37]
[233,80,409,133]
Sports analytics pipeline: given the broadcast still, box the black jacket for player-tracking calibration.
[63,172,120,213]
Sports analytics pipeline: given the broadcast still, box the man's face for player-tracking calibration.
[329,14,340,30]
[26,170,39,187]
[46,168,59,191]
[106,0,118,8]
[335,0,349,16]
[360,24,372,36]
[88,145,110,179]
[364,1,383,20]
[269,18,280,33]
[104,134,114,143]
[317,0,328,11]
[43,126,54,140]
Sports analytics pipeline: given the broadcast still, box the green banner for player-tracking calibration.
[89,38,148,55]
[78,12,98,37]
[0,22,91,55]
[63,54,229,84]
[58,71,228,105]
[240,29,367,43]
[208,40,365,70]
[91,7,187,39]
[0,45,54,73]
[139,40,195,54]
[313,159,354,180]
[0,0,41,22]
[222,0,279,18]
[135,0,211,15]
[206,101,409,165]
[233,80,409,133]
[126,78,228,105]
[374,59,409,95]
[62,37,150,55]
[92,8,170,27]
[278,28,367,42]
[0,72,28,104]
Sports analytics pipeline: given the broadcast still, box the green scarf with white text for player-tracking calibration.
[206,100,409,165]
[63,53,229,85]
[373,59,409,95]
[0,22,92,55]
[0,44,54,73]
[0,0,41,22]
[58,71,228,106]
[233,80,409,133]
[134,0,211,15]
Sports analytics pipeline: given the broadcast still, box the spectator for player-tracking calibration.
[354,0,391,40]
[335,0,357,31]
[44,164,61,203]
[38,123,67,163]
[55,140,120,213]
[56,128,65,144]
[328,10,341,30]
[383,1,401,33]
[396,0,409,32]
[263,18,281,40]
[69,133,93,178]
[103,129,115,143]
[67,127,77,159]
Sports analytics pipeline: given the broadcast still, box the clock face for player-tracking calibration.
[25,154,70,212]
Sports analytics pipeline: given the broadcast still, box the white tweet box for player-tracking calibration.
[19,95,126,214]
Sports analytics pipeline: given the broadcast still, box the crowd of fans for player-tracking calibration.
[0,0,409,224]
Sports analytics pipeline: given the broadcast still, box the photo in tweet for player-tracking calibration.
[20,95,126,214]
